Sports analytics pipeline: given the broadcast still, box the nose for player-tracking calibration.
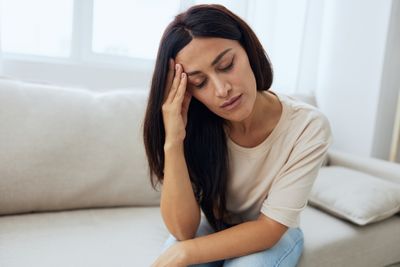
[213,77,231,98]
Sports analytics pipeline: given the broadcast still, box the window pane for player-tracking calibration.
[194,0,248,20]
[92,0,180,60]
[0,0,73,57]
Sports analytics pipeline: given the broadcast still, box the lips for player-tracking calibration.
[220,94,242,108]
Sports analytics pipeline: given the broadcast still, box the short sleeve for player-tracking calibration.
[260,114,333,228]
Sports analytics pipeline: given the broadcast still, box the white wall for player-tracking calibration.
[316,0,400,161]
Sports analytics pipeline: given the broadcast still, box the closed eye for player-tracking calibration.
[220,60,234,72]
[194,80,207,89]
[193,57,235,89]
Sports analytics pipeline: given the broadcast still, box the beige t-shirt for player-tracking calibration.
[223,91,333,228]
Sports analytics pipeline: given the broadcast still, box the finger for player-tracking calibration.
[181,90,192,115]
[163,58,175,103]
[172,72,187,104]
[166,64,182,103]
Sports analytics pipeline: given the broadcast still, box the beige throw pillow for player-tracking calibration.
[309,166,400,225]
[0,78,160,215]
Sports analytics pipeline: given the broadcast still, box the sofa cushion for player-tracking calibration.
[308,166,400,225]
[299,206,400,267]
[0,78,160,215]
[0,206,399,267]
[0,207,168,267]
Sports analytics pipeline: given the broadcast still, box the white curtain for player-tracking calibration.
[193,0,323,95]
[246,0,324,95]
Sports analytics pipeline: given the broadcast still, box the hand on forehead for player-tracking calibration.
[175,38,239,74]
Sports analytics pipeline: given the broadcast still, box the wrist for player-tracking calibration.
[164,139,184,151]
[180,239,198,265]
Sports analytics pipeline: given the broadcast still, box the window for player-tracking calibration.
[0,0,318,94]
[1,0,73,57]
[0,0,180,61]
[92,0,180,59]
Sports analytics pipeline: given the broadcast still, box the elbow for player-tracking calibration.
[164,217,200,241]
[257,213,289,248]
[161,207,201,241]
[171,222,199,241]
[173,232,195,241]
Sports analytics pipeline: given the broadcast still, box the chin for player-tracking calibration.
[229,112,252,122]
[217,107,252,122]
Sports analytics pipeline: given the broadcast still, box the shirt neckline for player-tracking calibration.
[226,90,289,154]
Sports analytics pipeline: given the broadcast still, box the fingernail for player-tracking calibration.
[175,64,179,71]
[181,73,185,78]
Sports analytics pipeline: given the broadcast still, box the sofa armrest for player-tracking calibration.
[327,149,400,185]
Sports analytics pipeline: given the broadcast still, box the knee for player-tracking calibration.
[160,234,179,253]
[224,228,304,267]
[224,251,266,267]
[195,217,216,237]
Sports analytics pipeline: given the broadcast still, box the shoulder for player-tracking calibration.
[278,93,332,144]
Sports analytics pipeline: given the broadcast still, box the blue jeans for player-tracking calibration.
[160,216,304,267]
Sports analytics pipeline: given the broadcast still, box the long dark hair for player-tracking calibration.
[143,4,273,232]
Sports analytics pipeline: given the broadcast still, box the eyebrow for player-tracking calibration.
[186,48,232,76]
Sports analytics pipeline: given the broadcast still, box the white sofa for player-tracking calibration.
[0,77,399,267]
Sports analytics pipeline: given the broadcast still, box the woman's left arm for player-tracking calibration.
[186,214,287,265]
[151,214,287,266]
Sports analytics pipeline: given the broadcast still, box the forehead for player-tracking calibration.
[175,37,241,71]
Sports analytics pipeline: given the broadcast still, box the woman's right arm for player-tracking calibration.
[160,60,200,241]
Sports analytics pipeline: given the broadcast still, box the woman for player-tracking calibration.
[143,4,332,267]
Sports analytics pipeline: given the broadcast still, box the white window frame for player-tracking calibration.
[1,0,201,89]
[1,0,322,93]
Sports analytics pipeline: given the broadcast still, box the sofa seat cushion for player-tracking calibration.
[299,206,400,267]
[0,207,168,267]
[0,206,399,267]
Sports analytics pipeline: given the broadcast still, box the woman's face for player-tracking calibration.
[175,37,257,122]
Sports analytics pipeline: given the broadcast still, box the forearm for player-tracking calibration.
[182,218,286,265]
[161,142,200,241]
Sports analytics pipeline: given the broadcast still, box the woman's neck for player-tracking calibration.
[225,90,282,147]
